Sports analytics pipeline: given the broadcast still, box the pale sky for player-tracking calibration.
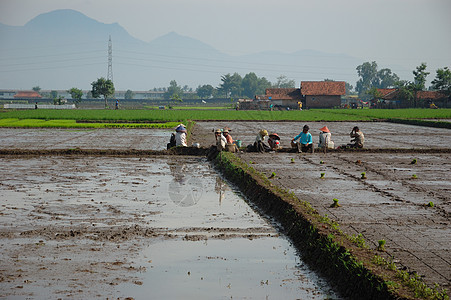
[0,0,450,88]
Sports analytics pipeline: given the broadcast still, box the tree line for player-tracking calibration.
[355,62,450,103]
[32,62,450,108]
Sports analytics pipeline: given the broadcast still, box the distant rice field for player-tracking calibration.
[0,109,449,128]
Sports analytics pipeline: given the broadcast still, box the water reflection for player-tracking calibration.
[214,176,230,205]
[167,159,204,207]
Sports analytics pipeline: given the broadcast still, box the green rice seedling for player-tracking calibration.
[330,198,340,208]
[411,174,417,179]
[290,158,295,163]
[320,160,324,164]
[427,201,434,207]
[320,173,325,179]
[361,172,367,179]
[269,172,276,179]
[377,239,386,251]
[411,158,417,164]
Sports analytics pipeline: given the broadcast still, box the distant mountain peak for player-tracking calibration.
[25,9,98,27]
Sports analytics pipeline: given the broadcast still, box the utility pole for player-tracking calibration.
[107,35,113,82]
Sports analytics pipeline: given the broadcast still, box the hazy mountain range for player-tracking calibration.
[0,9,372,91]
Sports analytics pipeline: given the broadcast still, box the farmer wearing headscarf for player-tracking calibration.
[214,128,227,151]
[268,133,281,150]
[318,126,334,149]
[292,125,313,153]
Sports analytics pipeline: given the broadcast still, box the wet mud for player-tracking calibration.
[0,121,450,298]
[0,156,340,299]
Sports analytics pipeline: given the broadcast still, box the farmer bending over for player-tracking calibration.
[349,126,364,148]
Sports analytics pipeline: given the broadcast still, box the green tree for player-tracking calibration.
[431,67,451,95]
[218,74,233,97]
[91,77,115,109]
[412,63,429,91]
[229,73,243,97]
[355,61,378,97]
[68,87,83,107]
[345,82,355,94]
[242,72,259,98]
[256,77,272,95]
[196,84,215,99]
[124,89,134,100]
[410,63,430,107]
[50,90,58,99]
[356,62,399,99]
[164,80,183,101]
[32,86,41,93]
[53,96,66,105]
[376,68,399,88]
[395,80,415,107]
[274,75,295,88]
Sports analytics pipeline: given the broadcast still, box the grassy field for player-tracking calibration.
[0,109,449,128]
[0,118,179,129]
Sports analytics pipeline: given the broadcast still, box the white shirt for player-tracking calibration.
[175,132,187,146]
[319,132,334,149]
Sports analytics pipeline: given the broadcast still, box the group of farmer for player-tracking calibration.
[167,123,365,153]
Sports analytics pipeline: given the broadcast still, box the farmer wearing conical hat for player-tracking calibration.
[175,124,187,147]
[214,128,227,151]
[268,133,281,150]
[253,129,270,153]
[318,126,334,149]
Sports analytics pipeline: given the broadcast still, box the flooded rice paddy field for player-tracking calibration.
[191,121,451,149]
[0,156,340,299]
[0,128,172,151]
[0,121,450,297]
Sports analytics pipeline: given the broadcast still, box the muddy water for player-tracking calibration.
[0,128,172,150]
[0,156,340,299]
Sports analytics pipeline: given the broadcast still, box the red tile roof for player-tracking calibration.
[417,90,448,100]
[14,91,42,98]
[265,88,302,100]
[376,88,398,97]
[379,89,448,101]
[301,81,346,96]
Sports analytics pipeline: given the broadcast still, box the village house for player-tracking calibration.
[264,88,302,109]
[372,88,449,108]
[262,81,346,109]
[13,91,42,99]
[301,81,346,108]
